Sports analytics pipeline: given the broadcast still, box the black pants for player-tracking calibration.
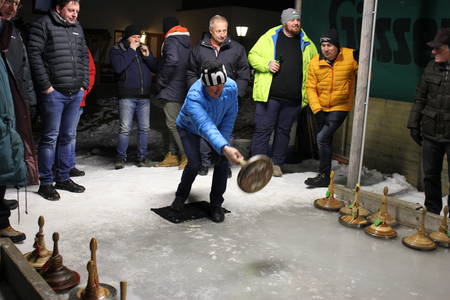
[0,186,11,229]
[175,127,228,207]
[422,138,450,214]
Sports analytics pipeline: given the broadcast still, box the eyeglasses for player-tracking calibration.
[4,0,22,9]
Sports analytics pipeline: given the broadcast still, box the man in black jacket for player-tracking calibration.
[110,24,158,169]
[155,17,191,170]
[407,28,450,215]
[187,15,250,176]
[28,0,89,200]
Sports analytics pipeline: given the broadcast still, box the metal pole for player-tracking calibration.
[346,0,378,188]
[295,0,302,11]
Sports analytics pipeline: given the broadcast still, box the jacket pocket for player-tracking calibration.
[420,108,437,136]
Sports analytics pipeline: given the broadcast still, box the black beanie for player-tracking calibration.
[320,28,340,49]
[163,16,179,34]
[123,24,141,40]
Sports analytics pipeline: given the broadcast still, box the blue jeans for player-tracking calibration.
[69,107,83,169]
[251,99,301,165]
[38,89,83,185]
[175,127,228,207]
[316,111,348,175]
[116,98,150,160]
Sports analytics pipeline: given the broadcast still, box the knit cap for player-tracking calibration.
[281,8,300,24]
[200,61,227,86]
[123,24,141,40]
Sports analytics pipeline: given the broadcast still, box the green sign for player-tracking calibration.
[302,0,450,102]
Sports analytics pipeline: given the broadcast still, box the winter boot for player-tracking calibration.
[2,199,18,210]
[198,166,209,176]
[38,185,60,201]
[70,167,85,177]
[178,154,188,170]
[171,197,186,212]
[136,158,153,167]
[0,226,26,243]
[156,152,179,167]
[272,165,283,177]
[115,156,126,170]
[210,205,225,223]
[305,173,330,188]
[55,179,86,193]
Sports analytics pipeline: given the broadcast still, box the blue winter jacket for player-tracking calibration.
[110,40,158,99]
[176,79,238,154]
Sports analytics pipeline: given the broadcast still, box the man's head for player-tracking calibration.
[123,24,141,44]
[0,0,21,21]
[55,0,80,24]
[281,8,301,37]
[201,60,227,98]
[427,28,450,63]
[209,15,228,45]
[320,28,340,61]
[163,16,179,34]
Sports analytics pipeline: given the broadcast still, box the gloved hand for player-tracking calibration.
[409,128,422,146]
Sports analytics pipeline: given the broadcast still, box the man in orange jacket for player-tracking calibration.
[304,29,358,188]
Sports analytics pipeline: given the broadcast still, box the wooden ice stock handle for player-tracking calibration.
[120,281,127,300]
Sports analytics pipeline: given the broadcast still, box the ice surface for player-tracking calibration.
[4,156,449,300]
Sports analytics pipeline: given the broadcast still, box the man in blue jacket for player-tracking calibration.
[171,60,244,223]
[110,24,158,169]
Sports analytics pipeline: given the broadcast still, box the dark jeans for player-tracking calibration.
[175,127,228,207]
[251,99,301,165]
[69,107,84,169]
[317,111,348,175]
[38,89,83,185]
[0,186,11,229]
[422,138,450,214]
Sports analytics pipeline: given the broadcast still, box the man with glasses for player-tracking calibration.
[28,0,89,200]
[408,28,450,216]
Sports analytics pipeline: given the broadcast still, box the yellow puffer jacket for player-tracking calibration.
[306,48,358,114]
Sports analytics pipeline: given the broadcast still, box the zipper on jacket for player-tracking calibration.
[136,52,144,95]
[68,28,77,89]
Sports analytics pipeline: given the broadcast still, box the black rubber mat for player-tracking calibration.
[151,201,230,224]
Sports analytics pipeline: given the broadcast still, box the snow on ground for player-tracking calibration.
[3,156,447,300]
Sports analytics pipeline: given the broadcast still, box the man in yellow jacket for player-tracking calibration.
[305,28,358,188]
[248,8,317,177]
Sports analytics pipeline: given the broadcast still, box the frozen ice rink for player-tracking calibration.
[4,155,449,300]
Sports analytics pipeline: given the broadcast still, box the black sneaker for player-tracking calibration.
[69,167,85,177]
[2,199,18,210]
[305,173,330,188]
[38,185,60,201]
[170,197,185,212]
[198,166,208,176]
[210,205,225,223]
[115,157,126,169]
[136,158,153,167]
[0,226,26,243]
[54,179,86,193]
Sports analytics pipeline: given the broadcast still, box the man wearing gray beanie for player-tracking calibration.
[248,8,317,177]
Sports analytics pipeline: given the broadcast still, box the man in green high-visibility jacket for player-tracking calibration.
[248,8,317,177]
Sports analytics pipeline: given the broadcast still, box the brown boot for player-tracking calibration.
[0,226,26,243]
[155,152,179,167]
[178,154,188,170]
